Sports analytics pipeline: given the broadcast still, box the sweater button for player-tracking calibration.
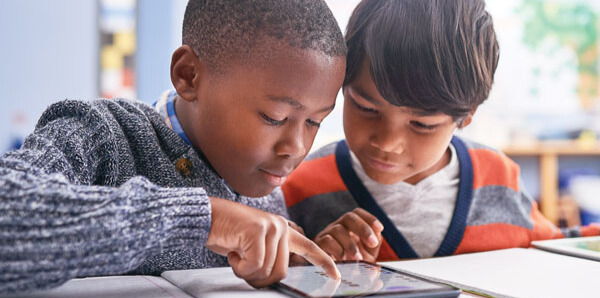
[175,158,192,177]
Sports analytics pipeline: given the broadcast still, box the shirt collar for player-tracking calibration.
[153,90,192,146]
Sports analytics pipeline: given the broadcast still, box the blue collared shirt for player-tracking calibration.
[153,90,192,146]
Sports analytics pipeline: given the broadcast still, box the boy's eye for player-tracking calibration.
[351,98,379,114]
[411,121,438,131]
[306,119,321,128]
[260,112,287,126]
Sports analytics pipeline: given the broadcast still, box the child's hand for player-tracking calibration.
[314,208,384,263]
[206,197,340,288]
[287,221,310,266]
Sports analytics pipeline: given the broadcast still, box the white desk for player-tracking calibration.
[15,247,598,298]
[3,266,478,298]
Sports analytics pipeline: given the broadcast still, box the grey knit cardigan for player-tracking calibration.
[0,98,288,294]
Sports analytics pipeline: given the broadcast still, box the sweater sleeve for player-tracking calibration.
[528,201,600,240]
[0,114,212,294]
[523,179,600,241]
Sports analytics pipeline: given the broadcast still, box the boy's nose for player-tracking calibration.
[275,124,308,159]
[370,126,405,155]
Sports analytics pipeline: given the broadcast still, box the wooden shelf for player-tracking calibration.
[503,140,600,156]
[502,140,600,225]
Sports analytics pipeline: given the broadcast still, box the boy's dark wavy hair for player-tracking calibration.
[344,0,499,121]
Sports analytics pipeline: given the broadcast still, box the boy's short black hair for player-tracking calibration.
[183,0,347,71]
[345,0,499,120]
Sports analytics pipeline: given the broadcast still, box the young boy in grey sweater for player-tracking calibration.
[0,0,346,294]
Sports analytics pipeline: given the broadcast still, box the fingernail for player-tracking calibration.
[368,235,378,247]
[374,220,384,231]
[354,251,363,260]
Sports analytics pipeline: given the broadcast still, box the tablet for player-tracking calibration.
[272,261,460,298]
[532,236,600,261]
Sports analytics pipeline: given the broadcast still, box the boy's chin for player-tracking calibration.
[365,170,405,185]
[234,184,276,198]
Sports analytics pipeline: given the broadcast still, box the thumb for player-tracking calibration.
[227,251,243,277]
[289,229,341,279]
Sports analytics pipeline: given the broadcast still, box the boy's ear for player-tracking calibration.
[170,45,208,102]
[459,108,478,128]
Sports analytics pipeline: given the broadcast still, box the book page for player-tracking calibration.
[384,248,599,298]
[3,275,192,298]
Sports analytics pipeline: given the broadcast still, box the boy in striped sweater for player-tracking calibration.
[283,0,599,262]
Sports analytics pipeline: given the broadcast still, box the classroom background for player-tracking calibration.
[1,0,599,227]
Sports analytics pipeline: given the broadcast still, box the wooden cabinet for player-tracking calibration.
[502,140,600,225]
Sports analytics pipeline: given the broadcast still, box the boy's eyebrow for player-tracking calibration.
[266,96,335,113]
[267,96,304,109]
[407,109,441,117]
[352,87,442,117]
[352,87,382,106]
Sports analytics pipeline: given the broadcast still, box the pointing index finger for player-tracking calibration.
[288,228,341,279]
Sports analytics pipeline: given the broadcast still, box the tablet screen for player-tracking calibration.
[563,238,600,252]
[532,236,600,261]
[275,261,458,298]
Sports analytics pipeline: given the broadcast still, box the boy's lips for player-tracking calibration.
[259,169,292,187]
[365,156,401,173]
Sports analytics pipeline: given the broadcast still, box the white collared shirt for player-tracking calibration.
[350,144,460,257]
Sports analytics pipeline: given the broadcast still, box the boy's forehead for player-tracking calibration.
[207,43,343,110]
[208,46,342,90]
[243,37,343,70]
[218,40,345,84]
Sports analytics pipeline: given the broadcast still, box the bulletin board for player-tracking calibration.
[99,0,137,100]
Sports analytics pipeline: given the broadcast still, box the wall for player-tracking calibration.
[136,0,187,103]
[0,0,98,152]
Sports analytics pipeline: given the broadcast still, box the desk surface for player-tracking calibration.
[3,266,479,298]
[15,247,598,298]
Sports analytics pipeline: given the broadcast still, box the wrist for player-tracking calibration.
[206,197,221,247]
[206,197,234,255]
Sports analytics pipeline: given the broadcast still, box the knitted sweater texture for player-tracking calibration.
[0,98,287,294]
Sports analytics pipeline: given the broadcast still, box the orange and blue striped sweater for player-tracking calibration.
[283,136,600,261]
